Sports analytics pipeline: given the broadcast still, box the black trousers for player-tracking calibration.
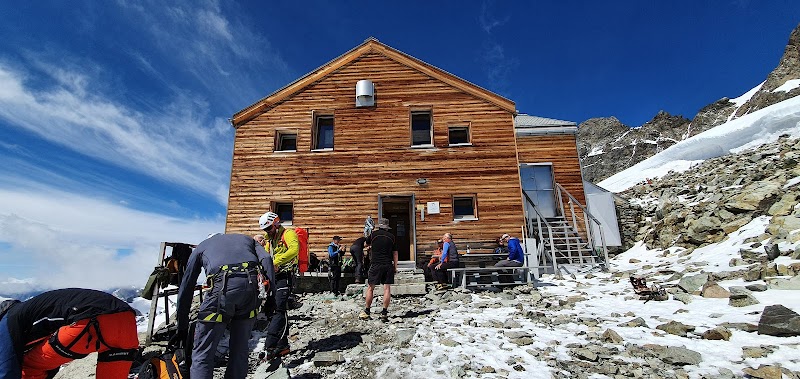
[433,261,459,284]
[329,265,341,294]
[350,247,364,282]
[264,275,291,351]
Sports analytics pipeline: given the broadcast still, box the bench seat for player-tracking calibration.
[448,266,530,289]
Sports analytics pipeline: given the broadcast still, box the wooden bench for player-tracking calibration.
[448,266,531,289]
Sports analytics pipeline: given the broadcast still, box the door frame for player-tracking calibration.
[519,162,557,218]
[377,193,417,262]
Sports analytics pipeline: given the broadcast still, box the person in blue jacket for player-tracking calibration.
[327,236,345,295]
[494,233,524,282]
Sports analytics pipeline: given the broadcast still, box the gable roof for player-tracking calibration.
[231,38,516,127]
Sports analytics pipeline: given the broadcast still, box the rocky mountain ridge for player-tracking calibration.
[579,23,800,183]
[618,134,800,263]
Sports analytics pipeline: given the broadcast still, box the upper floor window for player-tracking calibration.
[272,202,293,225]
[453,195,477,220]
[411,111,433,146]
[275,130,297,152]
[448,125,470,145]
[313,114,334,150]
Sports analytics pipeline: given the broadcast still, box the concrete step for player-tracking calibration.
[394,273,426,284]
[397,261,417,271]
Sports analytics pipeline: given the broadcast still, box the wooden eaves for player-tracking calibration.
[230,37,517,127]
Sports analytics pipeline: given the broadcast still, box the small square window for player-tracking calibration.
[448,126,470,145]
[275,131,297,151]
[313,115,334,150]
[273,202,293,224]
[411,111,432,146]
[453,195,477,220]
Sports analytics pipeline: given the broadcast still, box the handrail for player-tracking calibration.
[554,183,609,271]
[521,191,561,279]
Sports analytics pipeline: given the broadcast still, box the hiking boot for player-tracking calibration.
[358,310,371,320]
[265,346,290,361]
[379,310,389,322]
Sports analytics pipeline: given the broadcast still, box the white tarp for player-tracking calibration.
[584,182,622,247]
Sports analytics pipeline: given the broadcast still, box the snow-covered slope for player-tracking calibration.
[599,95,800,193]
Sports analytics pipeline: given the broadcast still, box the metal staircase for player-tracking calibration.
[539,216,597,264]
[522,184,609,278]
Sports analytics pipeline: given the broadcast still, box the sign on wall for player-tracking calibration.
[427,201,440,214]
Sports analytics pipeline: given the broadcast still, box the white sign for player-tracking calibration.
[427,201,440,214]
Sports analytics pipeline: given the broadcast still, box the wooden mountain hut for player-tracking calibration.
[226,38,613,271]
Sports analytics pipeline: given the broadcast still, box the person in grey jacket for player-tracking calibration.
[174,233,275,379]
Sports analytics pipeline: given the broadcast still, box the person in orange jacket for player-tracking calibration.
[0,288,138,379]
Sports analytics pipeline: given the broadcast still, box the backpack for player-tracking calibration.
[138,349,184,379]
[281,227,309,273]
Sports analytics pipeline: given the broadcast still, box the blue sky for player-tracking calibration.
[0,0,798,295]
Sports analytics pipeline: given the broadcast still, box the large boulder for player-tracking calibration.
[729,286,760,307]
[678,273,709,293]
[742,365,784,379]
[767,215,800,237]
[649,345,703,366]
[685,216,722,244]
[656,320,695,337]
[724,180,781,212]
[767,275,800,290]
[702,326,732,341]
[757,304,800,336]
[701,281,730,298]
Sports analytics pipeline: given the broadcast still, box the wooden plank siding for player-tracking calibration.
[226,52,525,259]
[515,134,588,237]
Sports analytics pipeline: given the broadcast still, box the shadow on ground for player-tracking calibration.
[307,331,364,352]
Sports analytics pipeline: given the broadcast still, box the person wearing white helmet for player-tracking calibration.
[259,211,299,361]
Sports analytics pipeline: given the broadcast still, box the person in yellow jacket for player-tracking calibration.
[259,211,297,360]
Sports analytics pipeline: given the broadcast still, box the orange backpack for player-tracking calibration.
[281,227,309,273]
[138,349,183,379]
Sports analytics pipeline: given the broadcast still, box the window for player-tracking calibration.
[453,195,477,220]
[411,111,432,146]
[448,126,470,145]
[273,202,293,225]
[275,131,297,152]
[313,115,334,150]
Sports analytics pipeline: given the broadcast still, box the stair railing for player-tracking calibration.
[554,183,609,271]
[521,191,561,279]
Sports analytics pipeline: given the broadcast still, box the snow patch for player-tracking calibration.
[772,79,800,93]
[731,81,763,107]
[599,96,800,193]
[587,146,605,157]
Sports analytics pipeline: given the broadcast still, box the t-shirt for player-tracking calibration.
[368,229,397,265]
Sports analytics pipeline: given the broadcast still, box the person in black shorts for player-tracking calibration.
[359,217,398,321]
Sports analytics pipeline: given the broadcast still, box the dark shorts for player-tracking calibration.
[368,264,395,285]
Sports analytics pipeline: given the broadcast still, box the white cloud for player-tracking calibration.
[0,188,223,296]
[116,0,290,109]
[478,0,510,35]
[0,63,232,205]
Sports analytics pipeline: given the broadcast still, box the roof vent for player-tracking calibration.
[355,80,375,107]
